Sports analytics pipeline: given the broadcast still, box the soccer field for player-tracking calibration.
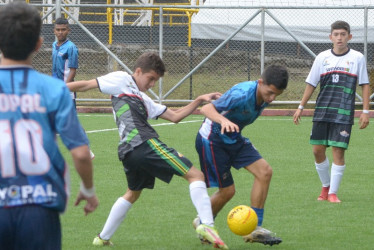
[60,114,374,250]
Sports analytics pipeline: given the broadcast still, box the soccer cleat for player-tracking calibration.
[92,235,113,246]
[317,186,330,201]
[192,216,212,245]
[90,150,95,160]
[196,224,228,249]
[327,193,341,203]
[243,226,282,246]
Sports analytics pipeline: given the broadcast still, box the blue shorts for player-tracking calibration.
[195,133,262,188]
[0,205,61,250]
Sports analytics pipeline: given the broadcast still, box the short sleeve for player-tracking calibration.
[141,93,167,119]
[97,71,132,95]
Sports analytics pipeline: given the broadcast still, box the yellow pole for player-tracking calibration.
[187,11,192,47]
[107,0,112,44]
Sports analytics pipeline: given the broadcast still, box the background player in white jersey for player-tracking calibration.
[195,65,288,246]
[67,52,228,249]
[293,20,370,203]
[0,2,98,250]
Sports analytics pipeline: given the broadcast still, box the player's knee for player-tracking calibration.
[219,185,236,200]
[184,166,204,182]
[259,164,273,181]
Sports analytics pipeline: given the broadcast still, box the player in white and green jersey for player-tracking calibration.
[294,20,370,203]
[68,52,228,249]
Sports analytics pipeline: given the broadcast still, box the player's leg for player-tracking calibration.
[94,144,154,246]
[244,158,272,224]
[328,146,346,203]
[210,185,236,216]
[195,132,235,217]
[238,143,281,246]
[242,159,281,246]
[94,188,141,246]
[0,205,61,250]
[326,123,350,203]
[313,145,330,200]
[311,122,330,200]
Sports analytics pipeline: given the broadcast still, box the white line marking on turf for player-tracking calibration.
[85,120,203,134]
[84,117,313,134]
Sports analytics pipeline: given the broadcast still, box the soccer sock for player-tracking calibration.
[315,157,330,187]
[329,163,345,194]
[189,181,214,227]
[99,197,132,240]
[251,207,264,226]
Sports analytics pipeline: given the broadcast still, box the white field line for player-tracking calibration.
[85,119,203,134]
[82,116,313,134]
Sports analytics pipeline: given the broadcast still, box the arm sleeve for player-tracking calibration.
[97,71,130,95]
[213,86,244,112]
[55,85,89,150]
[305,55,322,87]
[358,55,369,85]
[142,93,167,119]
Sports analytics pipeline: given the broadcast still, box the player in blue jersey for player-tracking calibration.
[0,3,99,250]
[52,17,78,86]
[293,21,370,203]
[52,17,95,159]
[194,65,288,246]
[52,17,79,105]
[67,52,228,249]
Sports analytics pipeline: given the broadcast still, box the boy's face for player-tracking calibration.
[54,24,70,44]
[133,68,161,92]
[329,28,352,52]
[257,79,284,104]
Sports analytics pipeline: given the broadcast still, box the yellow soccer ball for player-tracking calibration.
[227,205,258,236]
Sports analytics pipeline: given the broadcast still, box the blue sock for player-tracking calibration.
[251,207,264,226]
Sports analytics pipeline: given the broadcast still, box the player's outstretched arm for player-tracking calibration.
[67,79,98,92]
[293,84,315,125]
[70,145,99,215]
[201,103,239,134]
[159,92,221,123]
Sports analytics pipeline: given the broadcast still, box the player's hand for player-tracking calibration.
[358,113,369,129]
[293,109,302,125]
[199,92,222,103]
[74,192,99,216]
[220,119,239,134]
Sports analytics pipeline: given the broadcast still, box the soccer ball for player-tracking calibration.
[227,205,258,236]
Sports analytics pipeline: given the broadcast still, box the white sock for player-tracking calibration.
[189,181,214,227]
[315,158,330,187]
[100,197,132,240]
[329,163,345,194]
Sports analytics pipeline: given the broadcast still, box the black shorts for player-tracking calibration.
[122,138,193,191]
[0,205,61,250]
[310,121,352,149]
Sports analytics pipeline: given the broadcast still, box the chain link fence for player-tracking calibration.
[4,1,374,107]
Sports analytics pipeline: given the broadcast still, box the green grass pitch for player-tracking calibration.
[60,114,374,250]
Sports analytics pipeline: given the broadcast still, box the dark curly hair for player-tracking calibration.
[0,2,41,60]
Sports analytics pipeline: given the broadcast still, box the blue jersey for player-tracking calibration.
[198,80,268,144]
[52,39,78,82]
[0,66,89,212]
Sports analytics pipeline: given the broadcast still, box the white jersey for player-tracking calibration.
[306,48,369,124]
[97,71,167,159]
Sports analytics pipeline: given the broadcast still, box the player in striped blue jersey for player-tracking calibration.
[195,65,288,246]
[293,21,370,203]
[0,3,98,250]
